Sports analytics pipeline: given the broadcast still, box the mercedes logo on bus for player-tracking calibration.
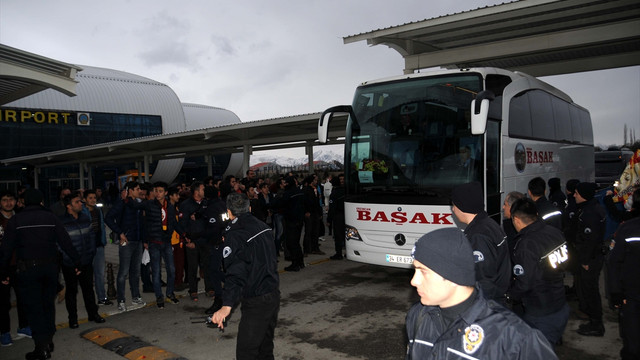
[515,142,526,173]
[394,233,407,246]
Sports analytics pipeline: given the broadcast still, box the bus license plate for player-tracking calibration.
[386,254,413,264]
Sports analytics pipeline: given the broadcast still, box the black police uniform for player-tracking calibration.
[274,185,305,270]
[201,196,228,309]
[221,212,280,360]
[608,216,640,359]
[406,286,557,359]
[463,212,511,303]
[0,205,81,357]
[179,197,214,295]
[575,197,606,331]
[508,219,569,344]
[535,197,563,231]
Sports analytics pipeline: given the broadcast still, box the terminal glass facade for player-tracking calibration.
[0,107,163,158]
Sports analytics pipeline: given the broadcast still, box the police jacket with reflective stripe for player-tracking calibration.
[535,197,563,231]
[575,198,606,265]
[464,212,511,301]
[0,205,80,269]
[201,197,227,246]
[178,197,208,242]
[405,287,557,360]
[508,220,567,316]
[608,216,640,301]
[221,213,279,307]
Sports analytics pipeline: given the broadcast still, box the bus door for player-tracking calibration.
[485,120,501,222]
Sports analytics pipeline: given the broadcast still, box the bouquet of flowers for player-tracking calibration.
[362,159,389,174]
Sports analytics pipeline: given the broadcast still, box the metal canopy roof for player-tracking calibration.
[0,112,348,168]
[345,0,640,76]
[0,44,82,105]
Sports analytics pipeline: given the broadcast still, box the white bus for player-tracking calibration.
[318,68,594,268]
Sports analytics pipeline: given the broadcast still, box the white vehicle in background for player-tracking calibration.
[318,67,594,268]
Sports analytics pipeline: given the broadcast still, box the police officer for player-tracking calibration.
[203,185,228,315]
[608,215,640,359]
[275,176,305,272]
[548,177,566,212]
[179,181,213,301]
[528,177,562,231]
[507,198,570,345]
[503,191,525,254]
[451,181,511,303]
[211,193,280,360]
[0,189,81,360]
[327,175,346,260]
[562,179,581,298]
[406,228,557,359]
[573,182,607,336]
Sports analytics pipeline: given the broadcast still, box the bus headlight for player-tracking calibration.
[345,225,361,241]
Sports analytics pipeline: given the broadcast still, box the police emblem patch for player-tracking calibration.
[473,250,484,263]
[463,324,484,354]
[513,264,524,276]
[223,246,232,258]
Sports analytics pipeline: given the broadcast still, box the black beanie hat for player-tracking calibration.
[412,228,476,286]
[548,177,561,191]
[576,182,597,201]
[23,188,44,206]
[566,179,580,194]
[451,181,484,213]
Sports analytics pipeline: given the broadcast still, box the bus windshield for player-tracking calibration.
[347,73,484,205]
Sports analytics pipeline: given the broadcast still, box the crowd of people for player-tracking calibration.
[0,170,343,359]
[407,177,639,359]
[1,171,638,359]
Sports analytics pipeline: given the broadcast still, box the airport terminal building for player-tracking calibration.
[1,64,240,201]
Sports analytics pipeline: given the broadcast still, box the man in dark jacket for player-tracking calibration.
[562,179,581,297]
[405,228,557,360]
[104,181,146,311]
[203,185,229,315]
[303,175,324,255]
[528,177,563,231]
[0,189,81,360]
[451,182,511,304]
[83,189,110,306]
[275,176,306,272]
[507,198,569,345]
[135,182,183,308]
[608,216,640,359]
[548,177,566,211]
[573,182,607,336]
[60,192,105,328]
[179,181,213,301]
[210,193,280,360]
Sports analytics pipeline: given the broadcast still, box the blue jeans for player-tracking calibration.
[117,241,143,302]
[93,246,106,300]
[149,241,175,300]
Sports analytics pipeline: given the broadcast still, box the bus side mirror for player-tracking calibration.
[318,105,352,144]
[470,90,495,135]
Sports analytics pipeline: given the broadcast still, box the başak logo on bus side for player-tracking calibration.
[355,207,453,225]
[515,143,554,173]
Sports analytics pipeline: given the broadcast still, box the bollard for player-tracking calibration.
[107,263,117,300]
